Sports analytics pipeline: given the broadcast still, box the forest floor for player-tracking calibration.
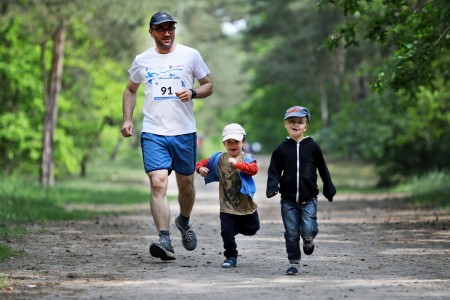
[1,156,449,299]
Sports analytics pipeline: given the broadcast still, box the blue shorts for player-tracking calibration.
[141,132,197,175]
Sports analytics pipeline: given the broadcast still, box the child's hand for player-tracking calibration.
[228,157,237,166]
[267,191,278,198]
[198,167,209,177]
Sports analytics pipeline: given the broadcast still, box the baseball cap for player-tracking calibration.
[284,106,311,123]
[222,123,246,142]
[150,12,177,26]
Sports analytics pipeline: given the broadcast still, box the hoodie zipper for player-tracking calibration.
[296,142,300,202]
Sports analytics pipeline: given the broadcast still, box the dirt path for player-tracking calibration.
[1,156,449,299]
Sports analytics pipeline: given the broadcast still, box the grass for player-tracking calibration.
[0,244,24,263]
[0,154,174,261]
[0,155,147,261]
[394,170,450,210]
[0,273,8,289]
[320,161,449,211]
[326,160,381,192]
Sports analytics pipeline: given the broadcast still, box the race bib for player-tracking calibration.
[152,77,183,100]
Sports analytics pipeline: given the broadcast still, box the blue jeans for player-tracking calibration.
[281,198,318,263]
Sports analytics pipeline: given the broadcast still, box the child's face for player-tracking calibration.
[223,139,244,158]
[284,117,308,141]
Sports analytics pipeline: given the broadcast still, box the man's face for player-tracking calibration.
[149,22,176,51]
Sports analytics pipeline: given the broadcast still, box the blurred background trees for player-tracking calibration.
[0,0,448,186]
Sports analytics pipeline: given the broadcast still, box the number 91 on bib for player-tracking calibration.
[153,77,183,101]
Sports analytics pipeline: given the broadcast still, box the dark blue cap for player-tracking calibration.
[150,12,177,27]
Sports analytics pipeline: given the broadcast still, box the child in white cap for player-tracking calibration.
[195,123,260,268]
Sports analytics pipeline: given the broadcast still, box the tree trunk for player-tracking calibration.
[319,80,329,128]
[110,137,122,161]
[331,46,346,112]
[80,119,107,178]
[40,18,66,186]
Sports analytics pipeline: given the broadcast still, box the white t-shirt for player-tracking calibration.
[128,44,210,135]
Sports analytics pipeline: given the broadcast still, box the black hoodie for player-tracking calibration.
[266,136,336,203]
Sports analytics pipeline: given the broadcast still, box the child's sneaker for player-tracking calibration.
[221,257,237,268]
[303,239,315,255]
[285,263,299,275]
[149,239,175,261]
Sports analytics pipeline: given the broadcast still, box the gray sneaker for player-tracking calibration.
[149,240,175,261]
[175,216,197,251]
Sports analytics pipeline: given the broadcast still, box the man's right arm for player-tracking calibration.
[121,80,140,137]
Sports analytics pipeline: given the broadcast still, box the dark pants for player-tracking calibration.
[220,211,260,259]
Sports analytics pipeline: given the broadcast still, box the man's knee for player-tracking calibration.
[176,174,194,194]
[149,171,169,191]
[179,181,194,194]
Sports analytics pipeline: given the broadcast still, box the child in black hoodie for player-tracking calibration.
[266,105,336,275]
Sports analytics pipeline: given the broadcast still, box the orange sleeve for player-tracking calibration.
[195,158,209,173]
[235,161,258,176]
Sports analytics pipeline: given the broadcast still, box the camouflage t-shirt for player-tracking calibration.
[217,152,258,215]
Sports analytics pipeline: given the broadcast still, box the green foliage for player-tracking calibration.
[319,85,449,185]
[0,16,43,175]
[394,170,450,210]
[0,112,42,174]
[315,94,393,161]
[1,0,448,192]
[240,84,300,151]
[241,0,346,150]
[59,47,127,175]
[378,85,450,182]
[0,1,146,179]
[240,0,449,184]
[326,160,380,192]
[180,0,253,145]
[319,0,450,98]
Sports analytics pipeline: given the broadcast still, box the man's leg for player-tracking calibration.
[174,173,197,251]
[176,173,195,218]
[148,169,175,260]
[149,169,171,231]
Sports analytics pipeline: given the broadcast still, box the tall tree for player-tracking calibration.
[0,0,157,182]
[40,16,66,186]
[10,0,86,186]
